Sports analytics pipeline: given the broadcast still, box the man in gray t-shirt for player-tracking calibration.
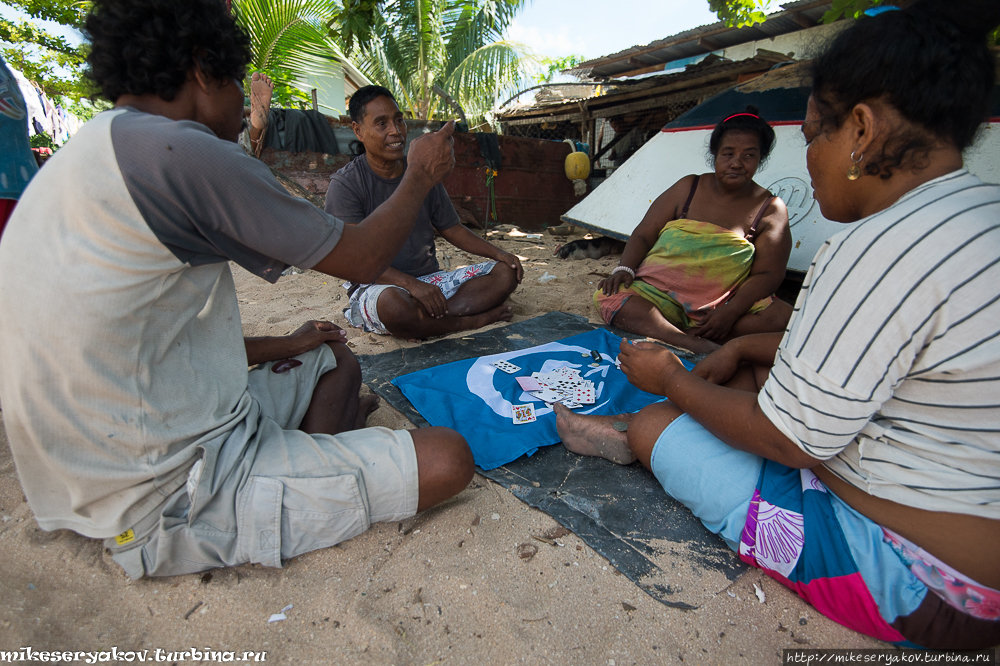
[0,0,474,579]
[325,86,523,340]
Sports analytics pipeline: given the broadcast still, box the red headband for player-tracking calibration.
[723,112,759,122]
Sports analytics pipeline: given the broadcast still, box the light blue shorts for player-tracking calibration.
[648,413,762,550]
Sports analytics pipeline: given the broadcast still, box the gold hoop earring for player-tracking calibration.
[847,150,863,181]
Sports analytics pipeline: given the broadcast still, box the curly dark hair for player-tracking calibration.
[85,0,252,103]
[708,104,776,166]
[811,0,1000,179]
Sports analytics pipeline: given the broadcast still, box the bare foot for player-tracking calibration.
[554,403,636,465]
[469,303,513,328]
[667,334,719,355]
[249,72,273,131]
[353,394,381,429]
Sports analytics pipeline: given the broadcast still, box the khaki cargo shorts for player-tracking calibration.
[106,344,418,578]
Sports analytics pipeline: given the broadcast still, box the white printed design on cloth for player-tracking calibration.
[800,468,828,494]
[740,498,805,579]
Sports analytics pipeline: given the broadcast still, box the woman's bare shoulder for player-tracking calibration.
[653,173,702,210]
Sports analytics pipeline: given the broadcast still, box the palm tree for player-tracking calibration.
[350,0,534,125]
[233,0,347,107]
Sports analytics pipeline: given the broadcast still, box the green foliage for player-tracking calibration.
[0,0,93,100]
[65,95,110,122]
[708,0,768,28]
[706,0,893,27]
[3,0,88,29]
[29,130,54,148]
[234,0,349,108]
[532,54,584,84]
[329,0,382,52]
[821,0,884,23]
[348,0,534,126]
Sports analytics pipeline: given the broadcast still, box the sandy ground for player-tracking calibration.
[0,225,886,664]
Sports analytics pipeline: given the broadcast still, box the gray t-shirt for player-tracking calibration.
[0,108,344,537]
[325,154,460,277]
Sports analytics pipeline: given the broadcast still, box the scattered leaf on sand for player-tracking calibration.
[622,602,637,612]
[517,543,538,561]
[544,526,571,539]
[471,515,481,526]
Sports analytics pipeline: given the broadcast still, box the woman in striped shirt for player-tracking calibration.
[557,0,1000,648]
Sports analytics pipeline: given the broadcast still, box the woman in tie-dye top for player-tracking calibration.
[594,107,793,355]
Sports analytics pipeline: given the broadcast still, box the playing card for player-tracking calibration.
[529,388,567,403]
[511,404,536,424]
[548,379,580,392]
[491,360,520,374]
[534,374,556,389]
[559,400,583,409]
[573,384,596,404]
[516,376,542,392]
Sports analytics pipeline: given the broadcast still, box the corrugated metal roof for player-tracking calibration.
[571,0,833,80]
[497,51,789,119]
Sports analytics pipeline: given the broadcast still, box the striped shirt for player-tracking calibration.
[758,170,1000,519]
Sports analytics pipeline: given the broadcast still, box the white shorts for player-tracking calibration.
[344,261,497,335]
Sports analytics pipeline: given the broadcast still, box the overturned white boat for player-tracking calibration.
[562,63,1000,274]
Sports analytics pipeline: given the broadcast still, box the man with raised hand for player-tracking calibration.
[327,85,523,340]
[0,0,472,578]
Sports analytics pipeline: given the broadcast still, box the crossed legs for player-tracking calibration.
[556,360,765,471]
[609,295,791,355]
[378,262,517,339]
[300,341,473,512]
[610,296,720,354]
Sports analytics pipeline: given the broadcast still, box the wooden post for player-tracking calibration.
[578,100,591,146]
[311,89,318,112]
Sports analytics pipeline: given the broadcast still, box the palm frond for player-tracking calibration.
[335,0,533,122]
[442,0,528,73]
[442,40,533,122]
[351,35,422,117]
[234,0,348,102]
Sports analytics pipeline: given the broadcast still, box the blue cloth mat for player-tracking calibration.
[392,328,693,470]
[359,313,746,610]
